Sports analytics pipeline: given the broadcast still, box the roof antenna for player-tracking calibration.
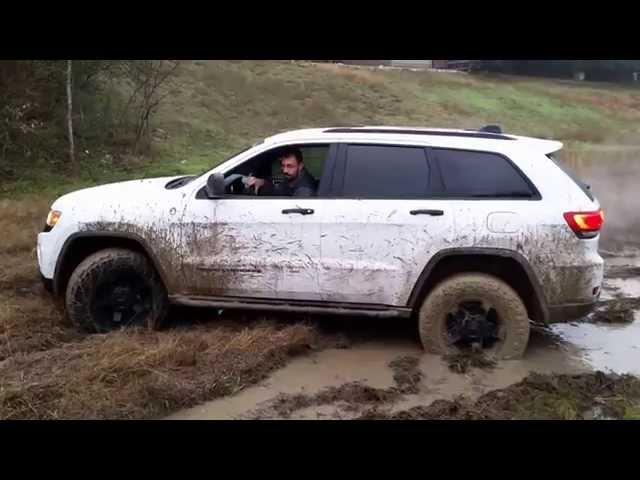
[479,125,502,134]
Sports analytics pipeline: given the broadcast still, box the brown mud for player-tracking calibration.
[587,297,640,324]
[445,352,497,374]
[359,371,640,420]
[244,355,422,419]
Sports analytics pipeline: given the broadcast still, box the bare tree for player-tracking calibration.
[119,61,180,153]
[66,60,75,165]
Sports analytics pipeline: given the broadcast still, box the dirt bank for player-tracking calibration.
[359,371,640,420]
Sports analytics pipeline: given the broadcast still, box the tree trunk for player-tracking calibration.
[66,60,75,165]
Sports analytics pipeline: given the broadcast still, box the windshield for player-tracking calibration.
[180,142,261,186]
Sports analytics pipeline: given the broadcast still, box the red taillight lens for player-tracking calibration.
[563,210,604,238]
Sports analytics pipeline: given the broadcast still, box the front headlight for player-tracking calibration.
[45,210,62,231]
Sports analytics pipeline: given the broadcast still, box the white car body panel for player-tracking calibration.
[180,195,324,301]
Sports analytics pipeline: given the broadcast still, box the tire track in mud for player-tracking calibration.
[244,355,423,419]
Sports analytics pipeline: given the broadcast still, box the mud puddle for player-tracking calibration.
[554,252,640,375]
[601,253,640,300]
[168,252,640,420]
[167,326,589,420]
[551,310,640,376]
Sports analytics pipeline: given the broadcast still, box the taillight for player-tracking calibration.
[563,210,604,239]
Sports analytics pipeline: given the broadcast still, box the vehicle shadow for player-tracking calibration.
[166,304,421,345]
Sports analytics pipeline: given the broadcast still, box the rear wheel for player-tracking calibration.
[418,273,530,360]
[65,248,169,333]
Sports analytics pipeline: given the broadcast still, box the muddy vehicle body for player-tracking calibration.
[37,126,605,359]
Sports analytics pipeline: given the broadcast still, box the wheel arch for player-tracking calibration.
[408,248,549,324]
[52,232,171,297]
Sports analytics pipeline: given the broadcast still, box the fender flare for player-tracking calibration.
[52,231,172,296]
[407,247,549,324]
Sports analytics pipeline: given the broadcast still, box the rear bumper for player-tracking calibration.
[547,301,597,323]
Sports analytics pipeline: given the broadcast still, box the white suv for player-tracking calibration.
[37,126,605,359]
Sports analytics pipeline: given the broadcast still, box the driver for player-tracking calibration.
[246,147,317,197]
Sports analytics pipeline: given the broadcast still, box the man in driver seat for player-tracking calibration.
[247,147,318,197]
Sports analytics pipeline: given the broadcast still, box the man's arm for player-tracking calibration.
[258,179,276,195]
[247,176,276,195]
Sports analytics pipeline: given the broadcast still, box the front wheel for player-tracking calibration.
[65,248,169,333]
[418,273,530,360]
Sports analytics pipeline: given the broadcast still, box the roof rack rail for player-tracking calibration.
[479,125,502,134]
[323,127,514,140]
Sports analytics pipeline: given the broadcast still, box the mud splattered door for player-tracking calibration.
[179,196,324,301]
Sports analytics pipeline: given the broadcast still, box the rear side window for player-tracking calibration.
[342,145,430,197]
[547,152,594,201]
[432,148,536,198]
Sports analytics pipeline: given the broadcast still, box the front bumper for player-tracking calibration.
[37,230,65,282]
[40,273,53,293]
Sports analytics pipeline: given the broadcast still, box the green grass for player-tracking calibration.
[4,60,640,200]
[624,406,640,420]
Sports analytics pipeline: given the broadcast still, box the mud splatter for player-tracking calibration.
[587,297,640,324]
[358,371,640,420]
[445,351,497,374]
[389,356,422,394]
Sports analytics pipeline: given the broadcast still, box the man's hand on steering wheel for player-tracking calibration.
[246,176,265,195]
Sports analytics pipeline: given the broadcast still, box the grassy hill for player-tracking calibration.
[4,60,640,198]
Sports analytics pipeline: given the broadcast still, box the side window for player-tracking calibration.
[432,148,536,198]
[341,145,430,197]
[270,145,329,185]
[547,152,594,201]
[208,143,333,198]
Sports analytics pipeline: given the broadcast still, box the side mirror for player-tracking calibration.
[206,173,225,198]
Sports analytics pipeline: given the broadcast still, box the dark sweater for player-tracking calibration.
[260,168,318,197]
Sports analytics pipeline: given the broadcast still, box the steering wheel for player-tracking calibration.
[224,174,259,195]
[224,174,245,195]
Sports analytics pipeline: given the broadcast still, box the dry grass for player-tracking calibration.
[0,198,335,419]
[0,320,322,420]
[0,198,50,255]
[0,198,75,363]
[312,62,387,86]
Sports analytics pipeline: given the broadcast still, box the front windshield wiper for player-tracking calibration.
[165,175,197,189]
[179,175,196,185]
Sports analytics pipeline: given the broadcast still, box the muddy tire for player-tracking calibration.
[65,248,169,333]
[418,273,530,360]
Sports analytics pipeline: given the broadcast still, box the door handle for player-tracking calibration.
[282,208,314,216]
[410,209,444,216]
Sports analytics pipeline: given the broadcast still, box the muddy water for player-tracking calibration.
[550,250,640,376]
[552,314,640,376]
[168,328,590,420]
[168,148,640,420]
